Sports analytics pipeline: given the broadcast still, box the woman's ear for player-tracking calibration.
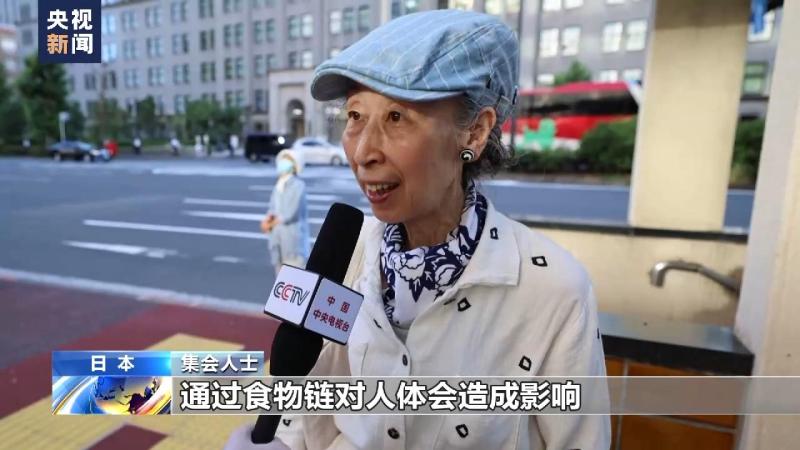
[466,107,497,159]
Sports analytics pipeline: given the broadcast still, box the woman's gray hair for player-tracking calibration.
[455,95,515,187]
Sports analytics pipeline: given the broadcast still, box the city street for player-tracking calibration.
[0,156,754,306]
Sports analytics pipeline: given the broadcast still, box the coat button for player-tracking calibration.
[387,428,400,439]
[402,355,408,366]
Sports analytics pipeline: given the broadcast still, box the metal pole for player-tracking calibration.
[59,118,65,142]
[509,0,525,152]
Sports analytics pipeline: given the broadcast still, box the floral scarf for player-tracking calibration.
[380,182,488,327]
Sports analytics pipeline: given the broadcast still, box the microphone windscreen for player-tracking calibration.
[305,203,364,284]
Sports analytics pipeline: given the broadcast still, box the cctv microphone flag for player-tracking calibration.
[264,264,363,345]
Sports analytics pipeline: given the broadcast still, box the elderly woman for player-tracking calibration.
[261,149,309,273]
[229,9,609,450]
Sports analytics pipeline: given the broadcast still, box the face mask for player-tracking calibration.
[276,158,294,175]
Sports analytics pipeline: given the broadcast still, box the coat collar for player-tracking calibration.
[357,199,521,321]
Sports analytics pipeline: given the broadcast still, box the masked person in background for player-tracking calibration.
[261,149,309,274]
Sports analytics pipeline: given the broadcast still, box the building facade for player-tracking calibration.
[6,0,780,141]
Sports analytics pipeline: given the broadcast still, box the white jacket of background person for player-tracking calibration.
[275,199,611,450]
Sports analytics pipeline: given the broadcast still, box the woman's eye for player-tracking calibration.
[347,111,361,120]
[389,111,401,122]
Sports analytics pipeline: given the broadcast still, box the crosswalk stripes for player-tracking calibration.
[73,193,373,265]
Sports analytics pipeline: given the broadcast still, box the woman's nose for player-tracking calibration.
[351,121,385,167]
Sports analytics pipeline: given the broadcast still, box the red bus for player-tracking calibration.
[502,81,641,151]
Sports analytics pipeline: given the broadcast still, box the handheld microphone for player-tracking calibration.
[251,203,364,444]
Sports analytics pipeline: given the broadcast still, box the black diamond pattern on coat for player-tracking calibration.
[282,419,291,426]
[490,227,498,239]
[519,355,532,371]
[531,256,548,267]
[456,424,469,438]
[457,298,471,311]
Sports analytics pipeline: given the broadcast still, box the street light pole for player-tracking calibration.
[509,0,525,152]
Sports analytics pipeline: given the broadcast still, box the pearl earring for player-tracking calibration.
[460,148,476,162]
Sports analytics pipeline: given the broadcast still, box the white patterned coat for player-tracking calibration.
[276,200,611,450]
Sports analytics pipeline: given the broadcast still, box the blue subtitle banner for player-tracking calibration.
[52,351,265,377]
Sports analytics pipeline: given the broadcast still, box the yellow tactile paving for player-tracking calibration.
[0,333,263,450]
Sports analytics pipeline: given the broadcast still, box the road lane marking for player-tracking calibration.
[184,210,265,221]
[184,198,267,208]
[183,210,324,224]
[213,255,245,264]
[63,240,178,259]
[83,219,267,240]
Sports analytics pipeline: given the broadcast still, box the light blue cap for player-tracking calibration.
[310,9,520,125]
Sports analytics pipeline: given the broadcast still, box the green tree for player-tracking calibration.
[578,118,637,173]
[65,101,85,140]
[0,65,27,146]
[554,61,592,86]
[16,55,69,144]
[89,98,129,142]
[135,96,159,138]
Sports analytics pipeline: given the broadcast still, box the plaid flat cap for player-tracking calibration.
[310,9,520,124]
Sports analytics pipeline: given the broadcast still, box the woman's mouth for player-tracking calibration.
[364,183,399,204]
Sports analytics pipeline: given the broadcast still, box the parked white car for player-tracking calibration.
[290,137,347,166]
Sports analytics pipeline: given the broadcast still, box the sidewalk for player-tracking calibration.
[0,278,278,450]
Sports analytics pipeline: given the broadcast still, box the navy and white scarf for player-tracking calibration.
[380,182,488,327]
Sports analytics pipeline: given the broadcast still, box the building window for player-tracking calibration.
[201,61,216,82]
[225,58,233,80]
[171,1,187,23]
[101,14,116,35]
[537,73,555,86]
[451,0,473,9]
[266,19,275,42]
[391,1,402,18]
[302,14,313,38]
[147,37,163,57]
[121,11,137,31]
[539,28,559,58]
[597,69,619,82]
[623,68,643,83]
[234,23,243,46]
[329,47,341,58]
[288,51,298,69]
[172,33,189,54]
[21,29,33,46]
[145,7,161,28]
[748,11,775,43]
[19,4,31,21]
[561,26,580,56]
[254,89,266,112]
[175,95,188,114]
[224,25,232,47]
[542,0,561,11]
[357,5,370,31]
[330,11,342,35]
[235,57,244,79]
[101,43,118,62]
[235,90,245,108]
[200,30,215,50]
[342,8,354,33]
[625,20,647,51]
[254,55,265,77]
[254,21,264,43]
[301,50,313,68]
[84,74,96,90]
[288,16,300,39]
[564,0,582,9]
[742,62,768,95]
[602,22,623,52]
[198,0,214,18]
[266,54,276,71]
[225,91,234,107]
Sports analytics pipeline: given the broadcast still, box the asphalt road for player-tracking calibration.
[0,157,754,305]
